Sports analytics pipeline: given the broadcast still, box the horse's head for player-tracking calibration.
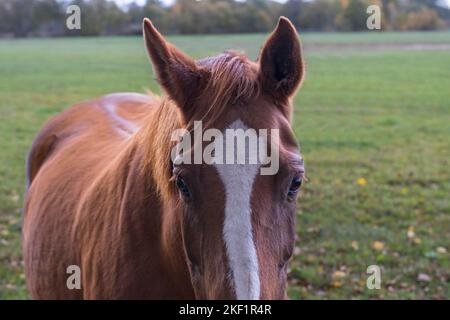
[143,17,305,299]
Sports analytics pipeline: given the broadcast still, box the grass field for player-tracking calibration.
[0,31,449,299]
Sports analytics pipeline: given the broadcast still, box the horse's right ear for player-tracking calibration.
[143,18,203,110]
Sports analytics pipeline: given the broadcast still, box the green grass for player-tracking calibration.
[1,31,449,299]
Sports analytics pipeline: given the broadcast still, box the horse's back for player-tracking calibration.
[26,92,156,191]
[23,92,158,299]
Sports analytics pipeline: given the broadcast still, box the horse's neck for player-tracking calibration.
[88,100,191,294]
[139,99,181,202]
[111,100,191,287]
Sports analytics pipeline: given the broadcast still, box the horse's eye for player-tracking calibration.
[288,176,302,197]
[176,175,191,199]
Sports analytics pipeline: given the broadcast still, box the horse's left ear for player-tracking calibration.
[143,18,204,111]
[258,17,305,103]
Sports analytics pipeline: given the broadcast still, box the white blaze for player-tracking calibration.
[214,119,260,300]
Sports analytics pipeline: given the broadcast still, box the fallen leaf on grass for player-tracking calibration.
[331,270,347,288]
[436,247,447,254]
[332,271,346,278]
[372,241,385,251]
[356,178,367,186]
[10,190,19,203]
[417,273,432,282]
[407,226,415,239]
[0,229,9,237]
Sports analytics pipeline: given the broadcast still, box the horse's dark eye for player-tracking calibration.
[288,176,302,197]
[176,175,191,199]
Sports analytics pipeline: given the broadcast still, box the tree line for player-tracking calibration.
[0,0,449,38]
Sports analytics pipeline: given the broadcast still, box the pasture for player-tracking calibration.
[0,31,449,299]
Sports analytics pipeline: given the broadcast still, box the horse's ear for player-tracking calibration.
[258,17,305,103]
[143,18,203,109]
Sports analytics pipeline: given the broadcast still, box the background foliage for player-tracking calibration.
[0,0,450,37]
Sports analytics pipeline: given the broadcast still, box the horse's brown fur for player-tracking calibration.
[23,17,305,299]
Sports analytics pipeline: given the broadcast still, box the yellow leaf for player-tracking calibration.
[351,240,359,251]
[331,280,343,288]
[372,241,385,251]
[400,187,409,195]
[356,178,367,186]
[407,226,415,239]
[331,271,346,288]
[332,271,347,279]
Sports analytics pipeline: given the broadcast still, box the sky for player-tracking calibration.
[114,0,289,7]
[113,0,450,9]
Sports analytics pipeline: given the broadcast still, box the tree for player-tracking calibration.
[301,0,340,31]
[143,0,167,32]
[280,0,305,28]
[0,0,448,37]
[336,0,370,31]
[405,6,444,30]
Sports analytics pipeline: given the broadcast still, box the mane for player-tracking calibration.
[138,51,260,201]
[196,51,260,128]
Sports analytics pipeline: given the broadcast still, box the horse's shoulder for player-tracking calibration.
[96,92,159,137]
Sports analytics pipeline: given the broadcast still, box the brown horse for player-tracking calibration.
[23,17,306,299]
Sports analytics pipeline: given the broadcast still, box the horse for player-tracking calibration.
[23,17,306,300]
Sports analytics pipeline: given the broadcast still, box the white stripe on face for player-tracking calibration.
[214,119,260,300]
